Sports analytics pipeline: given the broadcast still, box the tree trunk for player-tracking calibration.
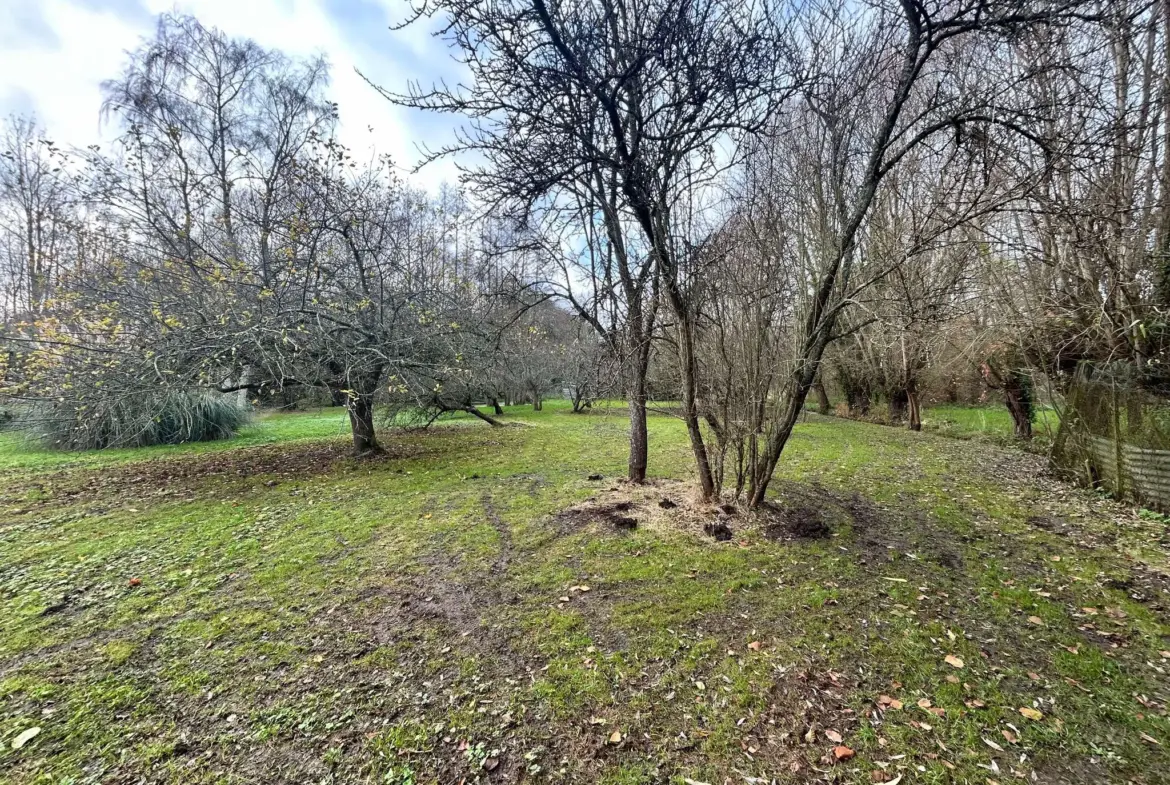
[491,398,504,416]
[747,376,811,508]
[625,307,654,484]
[906,382,922,431]
[347,392,381,456]
[628,394,649,483]
[813,378,831,415]
[661,285,716,500]
[677,318,716,500]
[627,341,651,483]
[1004,372,1033,440]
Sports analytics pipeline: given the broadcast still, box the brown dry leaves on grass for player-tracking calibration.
[0,439,428,517]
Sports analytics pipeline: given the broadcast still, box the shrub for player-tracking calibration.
[28,389,251,450]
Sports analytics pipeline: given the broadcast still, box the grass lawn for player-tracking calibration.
[922,405,1060,443]
[1,402,1168,784]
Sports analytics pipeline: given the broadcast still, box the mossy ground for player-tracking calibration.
[1,402,1167,784]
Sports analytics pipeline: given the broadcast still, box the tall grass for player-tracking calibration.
[27,389,251,450]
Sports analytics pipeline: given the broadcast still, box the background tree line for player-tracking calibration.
[4,1,1170,508]
[0,14,612,453]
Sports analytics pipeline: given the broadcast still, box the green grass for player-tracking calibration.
[923,403,1060,442]
[1,400,1167,784]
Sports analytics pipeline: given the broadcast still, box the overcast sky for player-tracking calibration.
[0,0,465,185]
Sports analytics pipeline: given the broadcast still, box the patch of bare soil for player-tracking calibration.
[762,503,832,541]
[552,497,652,535]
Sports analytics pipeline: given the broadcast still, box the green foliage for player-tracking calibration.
[28,389,251,450]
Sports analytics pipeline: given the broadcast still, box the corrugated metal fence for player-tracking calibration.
[1052,365,1170,511]
[1083,436,1170,509]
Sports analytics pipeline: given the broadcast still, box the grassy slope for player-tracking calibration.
[1,402,1168,784]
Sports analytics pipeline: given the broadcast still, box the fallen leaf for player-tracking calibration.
[482,757,499,771]
[1027,672,1041,681]
[878,695,903,710]
[982,736,1004,752]
[747,640,762,651]
[1140,732,1161,746]
[1027,616,1043,625]
[1019,707,1043,721]
[588,717,607,725]
[608,730,622,743]
[128,577,142,587]
[917,698,932,709]
[1002,729,1017,743]
[833,745,855,761]
[825,730,843,743]
[945,654,965,668]
[11,727,40,749]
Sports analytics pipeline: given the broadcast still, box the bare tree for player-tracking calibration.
[738,0,1089,507]
[0,117,75,317]
[387,0,798,499]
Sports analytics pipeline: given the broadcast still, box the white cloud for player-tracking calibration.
[0,0,462,187]
[0,1,141,144]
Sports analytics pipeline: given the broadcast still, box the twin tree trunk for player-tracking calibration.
[906,380,922,432]
[347,392,380,455]
[342,372,384,456]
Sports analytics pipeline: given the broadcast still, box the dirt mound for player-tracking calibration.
[764,504,832,541]
[704,521,733,541]
[553,501,641,533]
